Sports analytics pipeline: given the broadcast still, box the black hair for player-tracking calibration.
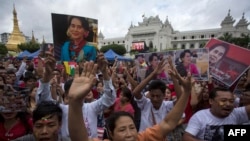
[135,54,144,59]
[0,112,32,134]
[148,53,158,62]
[209,87,232,99]
[95,80,103,87]
[26,63,34,72]
[64,79,73,95]
[23,71,36,82]
[147,79,166,94]
[175,50,192,77]
[244,83,250,92]
[121,87,132,101]
[68,16,89,31]
[0,66,5,70]
[32,101,63,124]
[106,111,136,135]
[6,69,16,75]
[179,50,191,61]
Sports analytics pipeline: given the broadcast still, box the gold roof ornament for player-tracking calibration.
[6,4,26,52]
[31,30,36,43]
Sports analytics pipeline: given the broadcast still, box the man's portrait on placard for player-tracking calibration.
[51,13,98,62]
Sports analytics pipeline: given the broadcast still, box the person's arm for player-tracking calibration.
[167,57,182,102]
[68,62,98,141]
[132,59,167,99]
[158,70,192,137]
[124,67,138,91]
[36,53,56,103]
[89,53,116,114]
[15,57,27,82]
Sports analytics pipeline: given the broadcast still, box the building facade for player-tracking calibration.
[0,33,11,44]
[98,10,250,53]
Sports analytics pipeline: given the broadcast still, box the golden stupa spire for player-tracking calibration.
[31,30,36,43]
[6,4,26,52]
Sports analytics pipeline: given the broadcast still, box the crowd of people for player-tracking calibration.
[1,10,249,140]
[0,44,249,141]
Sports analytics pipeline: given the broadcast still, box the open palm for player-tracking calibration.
[69,61,98,100]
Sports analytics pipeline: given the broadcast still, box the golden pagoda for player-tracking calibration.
[6,5,26,52]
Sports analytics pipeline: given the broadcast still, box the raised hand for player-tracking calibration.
[96,53,108,73]
[68,61,98,102]
[42,52,56,83]
[153,59,167,75]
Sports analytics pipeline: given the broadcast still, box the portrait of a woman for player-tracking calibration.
[60,16,97,62]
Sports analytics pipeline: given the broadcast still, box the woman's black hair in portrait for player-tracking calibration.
[209,42,229,54]
[148,53,159,63]
[68,16,90,31]
[175,50,191,77]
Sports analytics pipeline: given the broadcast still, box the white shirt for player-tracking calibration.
[36,79,116,138]
[135,95,174,132]
[185,107,249,140]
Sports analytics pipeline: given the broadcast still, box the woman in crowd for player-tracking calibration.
[0,111,32,141]
[67,61,192,141]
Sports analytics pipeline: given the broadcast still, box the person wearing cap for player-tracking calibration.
[61,16,97,62]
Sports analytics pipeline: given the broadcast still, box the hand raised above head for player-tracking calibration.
[167,56,179,79]
[68,61,98,102]
[153,59,167,75]
[97,52,108,72]
[44,53,56,72]
[42,52,56,82]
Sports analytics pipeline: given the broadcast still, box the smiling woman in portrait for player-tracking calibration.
[208,43,229,67]
[60,16,97,62]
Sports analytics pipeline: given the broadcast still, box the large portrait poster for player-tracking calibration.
[135,51,175,84]
[51,13,98,61]
[206,38,250,87]
[174,48,209,81]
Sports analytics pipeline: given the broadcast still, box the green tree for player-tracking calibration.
[234,33,250,48]
[18,42,40,53]
[219,33,250,49]
[0,43,8,57]
[219,32,233,43]
[100,44,126,55]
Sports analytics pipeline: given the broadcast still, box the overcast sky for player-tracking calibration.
[1,0,250,43]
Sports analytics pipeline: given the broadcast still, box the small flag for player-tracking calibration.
[142,13,145,18]
[64,61,77,76]
[69,62,77,76]
[63,62,70,74]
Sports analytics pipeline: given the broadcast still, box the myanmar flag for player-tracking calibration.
[64,61,77,76]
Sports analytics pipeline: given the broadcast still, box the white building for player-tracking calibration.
[98,10,250,53]
[0,33,11,44]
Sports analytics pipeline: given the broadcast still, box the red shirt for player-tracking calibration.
[184,95,193,124]
[0,118,33,141]
[114,98,135,116]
